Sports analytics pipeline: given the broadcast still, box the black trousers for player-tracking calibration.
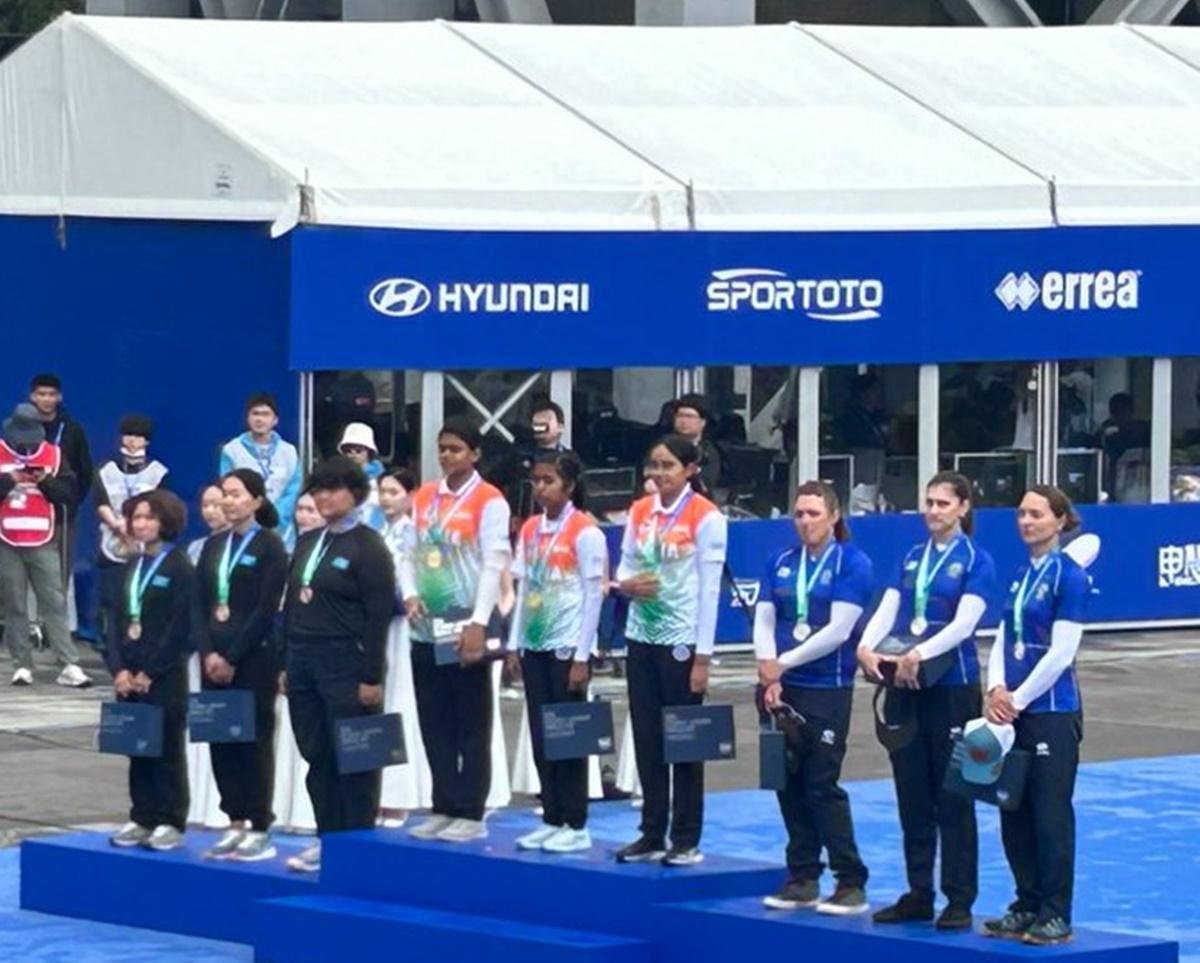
[777,686,868,888]
[127,664,188,831]
[98,561,127,655]
[626,640,704,849]
[1000,712,1081,923]
[886,683,981,908]
[203,645,278,831]
[286,638,381,836]
[411,642,493,821]
[522,650,588,830]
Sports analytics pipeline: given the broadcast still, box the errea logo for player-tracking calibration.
[994,270,1140,312]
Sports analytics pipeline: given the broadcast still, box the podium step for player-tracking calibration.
[20,831,318,944]
[320,824,782,938]
[255,894,653,963]
[655,897,1178,963]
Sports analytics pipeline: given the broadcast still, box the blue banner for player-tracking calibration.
[291,224,1200,371]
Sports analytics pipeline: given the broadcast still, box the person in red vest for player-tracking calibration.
[0,404,91,687]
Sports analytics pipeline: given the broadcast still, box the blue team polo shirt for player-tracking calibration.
[764,542,873,689]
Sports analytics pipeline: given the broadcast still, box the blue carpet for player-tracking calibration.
[3,753,1198,961]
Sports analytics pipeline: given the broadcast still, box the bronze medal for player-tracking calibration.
[215,604,231,623]
[128,621,142,641]
[299,586,314,605]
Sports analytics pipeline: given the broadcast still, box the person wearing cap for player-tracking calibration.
[219,393,301,551]
[0,404,90,688]
[983,485,1090,946]
[400,418,512,844]
[94,415,169,655]
[756,480,872,915]
[281,457,394,873]
[857,472,995,931]
[27,373,92,638]
[107,490,194,852]
[670,394,723,501]
[613,434,727,868]
[337,423,387,533]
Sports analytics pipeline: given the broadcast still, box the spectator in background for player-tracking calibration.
[220,393,301,551]
[0,404,90,688]
[338,422,387,532]
[1098,392,1151,502]
[95,415,169,654]
[28,372,92,631]
[839,373,888,515]
[671,394,723,500]
[531,399,569,455]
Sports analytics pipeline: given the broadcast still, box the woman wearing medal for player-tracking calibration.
[282,456,395,873]
[614,434,727,868]
[192,469,288,862]
[983,485,1089,946]
[509,451,607,855]
[857,472,996,931]
[107,490,194,852]
[755,481,873,915]
[401,418,512,844]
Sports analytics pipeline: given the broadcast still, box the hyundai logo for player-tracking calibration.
[369,278,432,318]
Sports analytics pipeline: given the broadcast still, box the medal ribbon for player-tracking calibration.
[650,490,693,564]
[128,546,173,623]
[913,537,961,623]
[251,435,277,480]
[795,542,836,623]
[301,528,334,589]
[529,505,574,587]
[1013,554,1055,645]
[425,474,481,545]
[217,526,259,605]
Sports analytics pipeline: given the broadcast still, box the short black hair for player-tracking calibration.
[307,455,370,506]
[30,373,61,392]
[438,417,482,451]
[123,489,188,542]
[119,414,154,439]
[532,398,565,424]
[383,466,418,494]
[673,393,708,421]
[244,393,279,417]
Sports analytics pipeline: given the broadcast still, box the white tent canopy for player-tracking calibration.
[1,15,1199,232]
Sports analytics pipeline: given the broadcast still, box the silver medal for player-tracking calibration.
[792,622,811,642]
[1014,641,1026,660]
[910,617,928,636]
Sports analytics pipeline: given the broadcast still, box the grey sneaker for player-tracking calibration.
[10,668,32,687]
[541,827,591,854]
[110,821,150,848]
[436,818,488,843]
[286,842,321,873]
[1022,915,1072,946]
[763,878,820,910]
[816,885,869,916]
[516,824,561,850]
[662,845,704,867]
[231,831,277,863]
[204,828,246,860]
[409,814,454,840]
[144,825,184,852]
[984,909,1038,939]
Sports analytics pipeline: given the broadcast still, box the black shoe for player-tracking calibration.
[1022,915,1072,945]
[615,836,667,863]
[763,878,820,910]
[662,845,704,867]
[983,909,1038,939]
[872,892,934,924]
[935,904,973,931]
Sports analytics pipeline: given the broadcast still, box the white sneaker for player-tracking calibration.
[144,825,184,852]
[408,814,454,840]
[286,841,321,873]
[379,816,407,829]
[110,821,150,848]
[11,668,33,687]
[516,824,561,850]
[231,831,277,862]
[542,827,591,854]
[55,664,92,688]
[204,828,246,860]
[436,818,488,843]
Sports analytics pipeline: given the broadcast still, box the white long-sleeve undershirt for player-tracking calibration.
[753,600,863,669]
[859,589,986,661]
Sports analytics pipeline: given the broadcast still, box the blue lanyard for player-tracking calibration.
[251,437,277,479]
[128,546,173,620]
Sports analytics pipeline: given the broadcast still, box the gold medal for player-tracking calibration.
[425,548,443,569]
[298,586,314,605]
[128,621,142,641]
[526,592,543,611]
[215,604,231,623]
